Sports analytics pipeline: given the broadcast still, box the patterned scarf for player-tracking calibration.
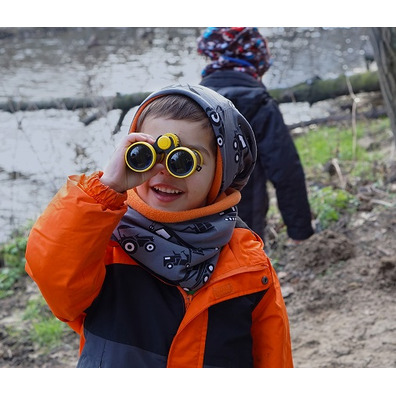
[197,27,272,80]
[111,203,238,292]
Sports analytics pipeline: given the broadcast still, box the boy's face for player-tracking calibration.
[136,116,217,212]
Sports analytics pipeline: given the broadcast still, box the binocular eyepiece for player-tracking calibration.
[125,133,203,179]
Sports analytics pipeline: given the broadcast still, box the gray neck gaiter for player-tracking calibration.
[111,205,237,292]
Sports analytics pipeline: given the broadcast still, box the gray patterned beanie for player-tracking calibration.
[129,84,257,201]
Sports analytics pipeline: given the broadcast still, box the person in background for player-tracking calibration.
[198,27,314,244]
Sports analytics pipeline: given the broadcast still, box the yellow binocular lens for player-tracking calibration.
[125,133,203,178]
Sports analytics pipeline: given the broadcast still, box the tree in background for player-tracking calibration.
[369,27,396,155]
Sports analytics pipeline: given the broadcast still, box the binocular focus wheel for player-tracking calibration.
[156,133,179,151]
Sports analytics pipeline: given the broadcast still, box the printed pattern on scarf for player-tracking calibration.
[197,27,272,80]
[111,205,238,292]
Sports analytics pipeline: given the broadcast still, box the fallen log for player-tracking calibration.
[0,72,381,114]
[0,92,152,113]
[270,71,380,105]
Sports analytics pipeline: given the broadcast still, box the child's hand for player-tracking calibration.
[101,133,162,193]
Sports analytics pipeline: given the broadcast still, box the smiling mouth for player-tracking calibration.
[152,186,183,195]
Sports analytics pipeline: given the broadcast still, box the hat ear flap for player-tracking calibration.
[207,146,223,204]
[231,115,257,191]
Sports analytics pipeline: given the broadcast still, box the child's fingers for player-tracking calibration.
[121,133,155,148]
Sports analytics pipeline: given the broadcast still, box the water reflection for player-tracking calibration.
[1,27,372,99]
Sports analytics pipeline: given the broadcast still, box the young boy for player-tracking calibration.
[25,84,293,368]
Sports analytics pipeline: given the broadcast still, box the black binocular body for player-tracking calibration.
[124,133,203,179]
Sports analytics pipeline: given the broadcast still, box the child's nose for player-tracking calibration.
[156,161,170,175]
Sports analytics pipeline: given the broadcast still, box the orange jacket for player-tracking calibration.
[25,173,293,367]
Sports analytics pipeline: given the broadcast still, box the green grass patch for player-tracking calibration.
[291,118,391,230]
[309,185,360,229]
[24,296,68,348]
[0,226,30,299]
[294,118,390,171]
[31,318,66,348]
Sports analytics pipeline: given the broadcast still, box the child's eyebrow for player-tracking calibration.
[188,144,210,156]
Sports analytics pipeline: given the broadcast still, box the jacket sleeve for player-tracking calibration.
[251,264,294,368]
[25,172,127,323]
[255,99,314,240]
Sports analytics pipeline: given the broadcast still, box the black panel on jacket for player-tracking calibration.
[77,329,169,368]
[83,264,185,356]
[204,290,265,367]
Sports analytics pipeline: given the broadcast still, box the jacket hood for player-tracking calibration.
[129,84,257,200]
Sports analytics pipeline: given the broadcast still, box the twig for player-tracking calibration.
[330,158,346,189]
[112,109,129,135]
[81,111,103,126]
[370,199,394,207]
[345,75,360,161]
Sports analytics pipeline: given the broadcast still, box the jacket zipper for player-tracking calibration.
[185,293,193,309]
[180,288,194,311]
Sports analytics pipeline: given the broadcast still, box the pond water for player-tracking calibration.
[0,27,375,242]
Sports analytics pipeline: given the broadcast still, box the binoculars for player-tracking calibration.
[125,133,203,178]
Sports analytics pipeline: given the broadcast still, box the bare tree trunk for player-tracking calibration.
[369,27,396,153]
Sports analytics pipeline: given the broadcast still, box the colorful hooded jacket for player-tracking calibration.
[25,84,293,368]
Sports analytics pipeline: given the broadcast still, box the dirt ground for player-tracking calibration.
[1,182,395,368]
[276,206,396,367]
